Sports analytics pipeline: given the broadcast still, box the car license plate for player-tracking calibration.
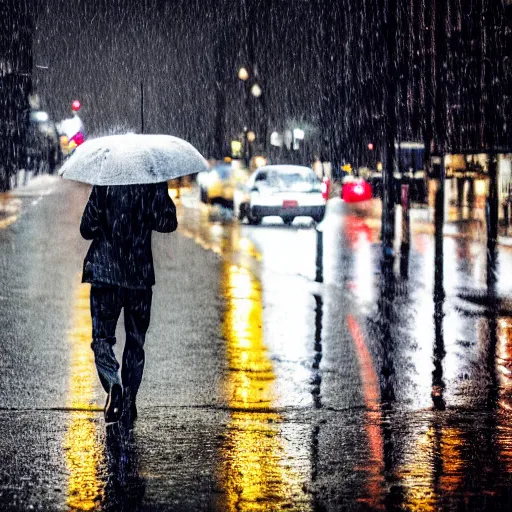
[282,200,298,208]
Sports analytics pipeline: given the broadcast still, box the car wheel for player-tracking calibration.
[313,208,326,223]
[237,202,247,221]
[247,209,261,225]
[283,217,295,226]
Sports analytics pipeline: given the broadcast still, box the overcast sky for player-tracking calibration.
[32,0,323,157]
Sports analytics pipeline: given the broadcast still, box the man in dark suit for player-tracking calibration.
[80,182,177,424]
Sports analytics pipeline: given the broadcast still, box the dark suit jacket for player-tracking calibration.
[80,183,177,289]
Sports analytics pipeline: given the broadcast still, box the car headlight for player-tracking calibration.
[207,170,219,186]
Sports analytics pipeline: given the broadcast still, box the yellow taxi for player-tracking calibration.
[197,159,250,207]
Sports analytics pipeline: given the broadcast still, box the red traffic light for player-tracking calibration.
[368,143,374,151]
[71,100,81,112]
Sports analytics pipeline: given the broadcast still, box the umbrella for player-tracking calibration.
[59,133,209,185]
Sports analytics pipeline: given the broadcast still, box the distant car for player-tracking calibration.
[26,110,62,174]
[57,113,86,157]
[197,161,249,207]
[168,174,192,199]
[234,164,328,225]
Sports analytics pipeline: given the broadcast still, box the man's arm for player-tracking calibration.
[80,187,101,240]
[152,183,178,233]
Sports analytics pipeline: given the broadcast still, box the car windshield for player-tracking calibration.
[213,165,232,179]
[277,172,309,186]
[265,170,321,191]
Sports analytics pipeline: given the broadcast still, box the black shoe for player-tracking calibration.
[123,387,138,423]
[105,384,123,423]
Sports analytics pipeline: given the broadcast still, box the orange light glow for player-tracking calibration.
[347,314,384,509]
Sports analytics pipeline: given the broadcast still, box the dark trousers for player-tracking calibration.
[90,285,152,398]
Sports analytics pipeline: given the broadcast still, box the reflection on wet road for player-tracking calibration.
[0,196,20,230]
[177,194,512,510]
[218,262,311,509]
[6,179,512,509]
[64,277,103,510]
[347,314,385,509]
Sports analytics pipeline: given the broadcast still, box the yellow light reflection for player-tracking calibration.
[0,195,21,230]
[497,317,512,473]
[219,263,310,510]
[497,318,512,403]
[179,218,263,263]
[64,278,103,511]
[0,215,18,230]
[398,426,464,512]
[237,236,262,261]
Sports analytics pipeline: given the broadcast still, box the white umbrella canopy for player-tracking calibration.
[59,133,209,185]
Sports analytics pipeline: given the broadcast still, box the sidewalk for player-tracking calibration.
[331,180,512,247]
[8,170,59,196]
[0,171,60,230]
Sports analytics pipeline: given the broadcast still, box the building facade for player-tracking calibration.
[0,1,33,191]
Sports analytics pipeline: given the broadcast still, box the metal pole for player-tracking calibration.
[432,0,448,305]
[315,227,324,283]
[312,294,323,409]
[140,80,144,134]
[434,156,445,301]
[381,0,398,260]
[400,184,410,277]
[487,152,499,278]
[432,286,446,410]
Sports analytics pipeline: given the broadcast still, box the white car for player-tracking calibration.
[234,165,328,225]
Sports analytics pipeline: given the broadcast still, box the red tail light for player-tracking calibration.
[321,177,330,201]
[70,131,85,146]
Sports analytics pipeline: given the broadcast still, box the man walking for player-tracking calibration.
[80,182,177,424]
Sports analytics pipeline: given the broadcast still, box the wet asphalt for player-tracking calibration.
[1,178,512,511]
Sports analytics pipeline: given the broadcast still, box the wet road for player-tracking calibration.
[1,179,512,510]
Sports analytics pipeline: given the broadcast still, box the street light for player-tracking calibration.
[250,83,262,98]
[237,66,265,165]
[238,67,249,81]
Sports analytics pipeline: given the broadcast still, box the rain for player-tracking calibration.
[2,0,512,510]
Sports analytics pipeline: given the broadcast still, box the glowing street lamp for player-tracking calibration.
[250,83,262,98]
[237,66,266,161]
[238,67,249,81]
